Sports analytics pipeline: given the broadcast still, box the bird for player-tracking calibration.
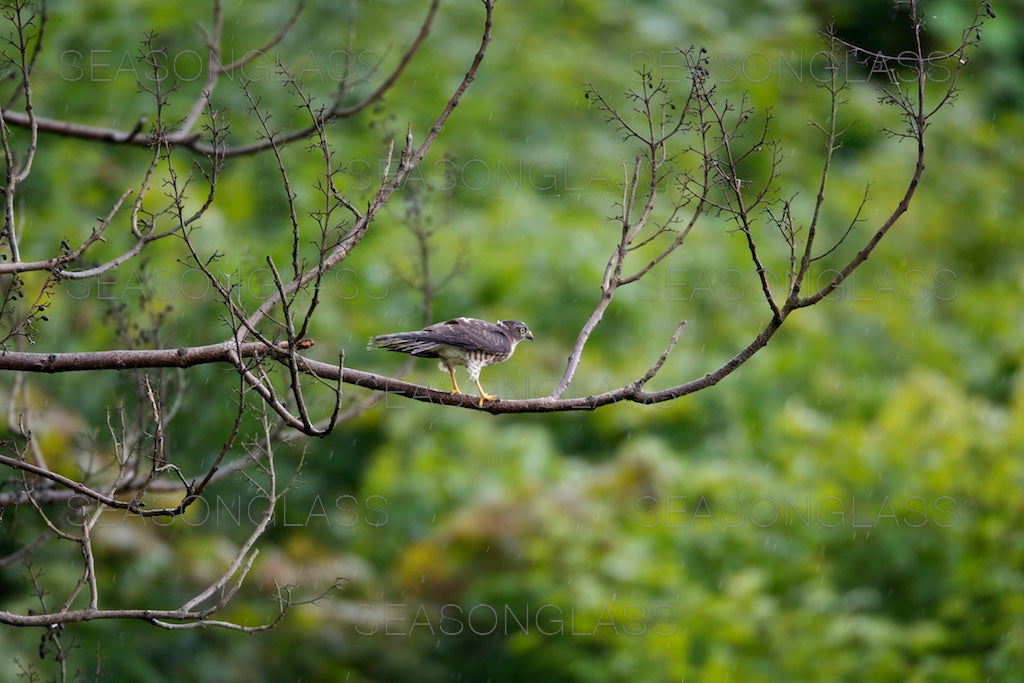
[367,318,533,406]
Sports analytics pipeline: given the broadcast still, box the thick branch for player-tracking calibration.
[0,316,782,414]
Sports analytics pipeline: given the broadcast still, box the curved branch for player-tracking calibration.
[233,0,494,342]
[0,315,782,414]
[0,0,439,158]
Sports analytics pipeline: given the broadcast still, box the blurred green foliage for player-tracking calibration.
[1,0,1022,681]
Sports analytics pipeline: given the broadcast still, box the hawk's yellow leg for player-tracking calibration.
[474,378,497,406]
[446,365,462,394]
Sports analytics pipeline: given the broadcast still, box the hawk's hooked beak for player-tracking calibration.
[525,330,534,340]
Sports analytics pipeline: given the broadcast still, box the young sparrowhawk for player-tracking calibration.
[367,318,533,406]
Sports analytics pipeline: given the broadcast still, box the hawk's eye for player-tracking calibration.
[519,326,526,335]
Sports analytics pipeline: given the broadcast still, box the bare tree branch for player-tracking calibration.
[0,0,440,157]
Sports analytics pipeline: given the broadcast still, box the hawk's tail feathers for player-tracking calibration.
[367,333,439,356]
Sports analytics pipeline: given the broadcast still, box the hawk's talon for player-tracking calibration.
[473,378,498,407]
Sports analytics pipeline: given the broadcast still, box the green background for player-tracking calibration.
[1,0,1023,680]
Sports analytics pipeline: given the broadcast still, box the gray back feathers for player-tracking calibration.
[367,317,532,359]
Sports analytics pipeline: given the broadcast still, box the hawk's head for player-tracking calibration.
[498,320,534,343]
